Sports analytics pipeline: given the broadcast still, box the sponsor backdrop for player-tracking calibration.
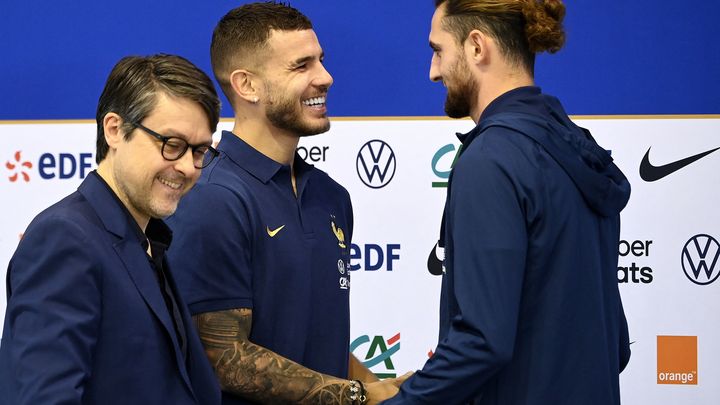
[2,118,719,404]
[2,1,720,404]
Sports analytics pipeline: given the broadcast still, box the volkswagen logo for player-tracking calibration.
[681,234,720,285]
[356,140,396,189]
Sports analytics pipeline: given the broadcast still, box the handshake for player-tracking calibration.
[354,371,413,405]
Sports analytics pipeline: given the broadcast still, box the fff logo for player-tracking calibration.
[350,333,400,379]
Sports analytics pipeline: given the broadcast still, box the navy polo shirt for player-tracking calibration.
[167,131,353,399]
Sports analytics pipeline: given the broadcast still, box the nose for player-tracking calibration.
[174,149,198,178]
[429,54,441,82]
[315,62,333,89]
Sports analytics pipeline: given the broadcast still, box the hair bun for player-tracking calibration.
[523,0,566,54]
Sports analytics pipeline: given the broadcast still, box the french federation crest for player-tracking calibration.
[331,221,346,249]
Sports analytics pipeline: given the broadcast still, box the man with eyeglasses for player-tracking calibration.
[0,54,222,404]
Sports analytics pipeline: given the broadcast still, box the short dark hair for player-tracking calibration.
[95,54,220,163]
[435,0,565,75]
[210,2,312,107]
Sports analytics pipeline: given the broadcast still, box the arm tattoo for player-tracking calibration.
[194,309,352,404]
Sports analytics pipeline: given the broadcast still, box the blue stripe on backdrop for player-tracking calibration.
[1,1,719,119]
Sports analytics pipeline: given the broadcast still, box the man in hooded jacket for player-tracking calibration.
[382,1,631,404]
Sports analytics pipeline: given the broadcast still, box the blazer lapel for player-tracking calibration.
[113,240,196,399]
[78,173,197,400]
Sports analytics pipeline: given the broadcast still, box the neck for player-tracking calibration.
[470,69,534,123]
[96,162,150,232]
[232,114,299,166]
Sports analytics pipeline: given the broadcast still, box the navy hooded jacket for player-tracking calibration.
[383,87,631,405]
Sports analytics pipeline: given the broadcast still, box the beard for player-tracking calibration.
[444,57,478,119]
[264,82,330,137]
[114,166,185,221]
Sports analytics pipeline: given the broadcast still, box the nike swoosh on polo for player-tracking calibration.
[639,146,720,182]
[266,225,286,238]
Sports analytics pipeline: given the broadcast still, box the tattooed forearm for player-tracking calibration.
[194,309,352,404]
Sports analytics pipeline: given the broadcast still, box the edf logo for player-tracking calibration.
[681,234,720,285]
[38,153,94,179]
[356,140,396,189]
[350,333,400,379]
[5,150,94,182]
[350,243,400,271]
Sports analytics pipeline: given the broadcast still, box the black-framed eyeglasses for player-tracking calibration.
[131,122,219,169]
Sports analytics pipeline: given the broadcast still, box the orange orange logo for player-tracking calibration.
[657,335,698,385]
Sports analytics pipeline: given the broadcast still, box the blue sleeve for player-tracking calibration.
[166,183,254,315]
[4,217,101,404]
[383,139,529,404]
[619,298,631,372]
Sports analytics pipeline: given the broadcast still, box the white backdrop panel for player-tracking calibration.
[1,118,718,403]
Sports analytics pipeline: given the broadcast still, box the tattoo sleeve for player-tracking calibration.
[194,309,352,404]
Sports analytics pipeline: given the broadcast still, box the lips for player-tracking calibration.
[302,96,326,107]
[157,176,182,190]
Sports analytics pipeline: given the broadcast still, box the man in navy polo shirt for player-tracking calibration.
[167,3,406,404]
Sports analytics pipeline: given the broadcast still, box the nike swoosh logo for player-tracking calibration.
[427,242,444,276]
[640,146,720,182]
[266,225,285,238]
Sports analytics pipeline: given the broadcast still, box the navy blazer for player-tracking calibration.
[0,173,220,405]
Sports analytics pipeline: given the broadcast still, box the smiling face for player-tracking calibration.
[108,91,212,226]
[429,4,479,119]
[258,29,333,136]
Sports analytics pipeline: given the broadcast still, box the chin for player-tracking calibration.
[296,123,330,137]
[149,203,178,219]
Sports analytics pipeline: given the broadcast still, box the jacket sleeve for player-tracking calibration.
[4,216,101,404]
[382,141,529,404]
[618,298,631,372]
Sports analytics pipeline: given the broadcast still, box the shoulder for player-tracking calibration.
[169,178,256,241]
[458,127,532,173]
[10,194,104,288]
[177,172,258,222]
[196,159,255,200]
[308,166,352,202]
[24,191,101,244]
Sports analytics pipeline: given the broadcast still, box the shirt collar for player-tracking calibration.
[217,130,313,185]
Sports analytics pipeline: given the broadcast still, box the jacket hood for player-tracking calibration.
[471,88,631,217]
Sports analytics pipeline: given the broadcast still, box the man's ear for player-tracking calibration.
[103,112,124,149]
[465,29,491,65]
[230,69,260,104]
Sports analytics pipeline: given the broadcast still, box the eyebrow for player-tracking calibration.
[289,52,325,68]
[162,129,213,147]
[429,41,441,51]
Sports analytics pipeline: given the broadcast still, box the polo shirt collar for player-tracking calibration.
[218,130,312,185]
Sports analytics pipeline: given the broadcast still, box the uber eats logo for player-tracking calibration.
[297,145,329,163]
[350,333,400,379]
[618,239,653,284]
